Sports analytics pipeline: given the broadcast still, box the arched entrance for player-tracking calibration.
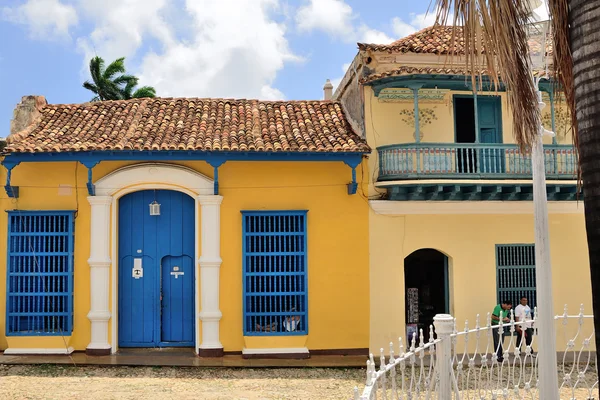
[118,189,196,347]
[404,249,449,342]
[85,163,224,356]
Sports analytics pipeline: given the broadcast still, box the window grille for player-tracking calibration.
[496,244,536,309]
[6,211,75,335]
[242,211,308,336]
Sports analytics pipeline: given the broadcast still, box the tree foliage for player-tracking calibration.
[83,56,157,101]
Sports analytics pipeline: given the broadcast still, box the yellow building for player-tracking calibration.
[0,96,371,357]
[334,26,591,352]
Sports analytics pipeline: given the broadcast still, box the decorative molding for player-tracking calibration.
[92,163,221,356]
[378,88,449,103]
[197,195,224,206]
[369,200,584,215]
[87,195,112,354]
[95,163,213,197]
[198,310,223,322]
[197,194,223,354]
[4,347,75,355]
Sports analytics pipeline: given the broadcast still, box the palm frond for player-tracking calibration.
[103,57,126,80]
[434,0,540,150]
[89,56,104,87]
[548,0,577,152]
[113,74,138,87]
[132,86,157,99]
[82,81,99,94]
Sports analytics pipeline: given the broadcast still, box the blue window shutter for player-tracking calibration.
[242,211,308,336]
[496,244,537,309]
[6,211,75,336]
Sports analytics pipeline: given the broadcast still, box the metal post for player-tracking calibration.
[413,87,421,143]
[434,314,454,400]
[532,77,559,400]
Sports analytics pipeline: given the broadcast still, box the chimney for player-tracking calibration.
[323,79,333,101]
[9,95,47,137]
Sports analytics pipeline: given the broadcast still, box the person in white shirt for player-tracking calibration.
[514,296,533,351]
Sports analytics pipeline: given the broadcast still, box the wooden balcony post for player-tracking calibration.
[407,83,424,143]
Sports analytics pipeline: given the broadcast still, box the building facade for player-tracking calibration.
[0,96,371,357]
[334,26,591,352]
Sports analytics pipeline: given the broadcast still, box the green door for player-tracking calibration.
[478,97,504,174]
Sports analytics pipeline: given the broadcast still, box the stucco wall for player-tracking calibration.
[369,210,592,353]
[0,160,370,353]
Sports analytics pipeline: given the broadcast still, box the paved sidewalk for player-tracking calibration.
[0,364,365,400]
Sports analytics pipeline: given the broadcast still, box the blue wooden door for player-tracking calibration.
[478,97,505,174]
[118,190,195,347]
[161,255,195,344]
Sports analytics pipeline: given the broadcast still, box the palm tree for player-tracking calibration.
[83,56,156,101]
[433,0,598,394]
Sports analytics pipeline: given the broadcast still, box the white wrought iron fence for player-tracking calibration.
[353,304,597,400]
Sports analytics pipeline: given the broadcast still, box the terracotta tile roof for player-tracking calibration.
[6,98,370,153]
[358,25,553,56]
[358,26,469,54]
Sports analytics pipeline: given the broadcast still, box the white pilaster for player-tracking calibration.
[197,195,224,355]
[86,195,113,354]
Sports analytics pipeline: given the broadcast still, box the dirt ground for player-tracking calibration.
[0,364,364,400]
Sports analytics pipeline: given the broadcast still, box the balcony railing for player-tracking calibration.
[378,143,578,181]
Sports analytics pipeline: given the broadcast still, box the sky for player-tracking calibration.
[0,0,440,136]
[0,0,549,137]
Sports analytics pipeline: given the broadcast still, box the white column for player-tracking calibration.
[434,314,455,400]
[532,81,559,399]
[197,195,224,356]
[86,196,113,355]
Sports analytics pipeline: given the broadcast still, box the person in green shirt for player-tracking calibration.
[491,299,512,362]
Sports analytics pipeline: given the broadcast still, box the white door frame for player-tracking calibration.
[85,163,223,355]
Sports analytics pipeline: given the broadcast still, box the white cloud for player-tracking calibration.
[2,0,78,40]
[296,0,354,39]
[392,12,436,38]
[295,0,435,45]
[69,0,298,100]
[75,0,174,67]
[358,25,394,44]
[137,0,299,100]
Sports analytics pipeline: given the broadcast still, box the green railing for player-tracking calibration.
[378,143,577,181]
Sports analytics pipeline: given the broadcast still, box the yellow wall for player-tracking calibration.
[363,81,590,355]
[369,210,592,353]
[0,159,370,352]
[364,87,574,151]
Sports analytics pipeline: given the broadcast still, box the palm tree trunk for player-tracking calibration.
[570,0,600,372]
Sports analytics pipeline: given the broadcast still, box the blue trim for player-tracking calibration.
[4,166,19,198]
[6,210,75,336]
[241,210,309,336]
[3,150,365,164]
[3,151,365,197]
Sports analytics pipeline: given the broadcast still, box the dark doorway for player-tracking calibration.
[404,249,449,343]
[455,97,477,173]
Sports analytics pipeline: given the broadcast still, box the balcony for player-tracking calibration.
[378,143,577,181]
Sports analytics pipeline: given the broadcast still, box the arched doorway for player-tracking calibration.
[118,189,196,347]
[404,249,449,342]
